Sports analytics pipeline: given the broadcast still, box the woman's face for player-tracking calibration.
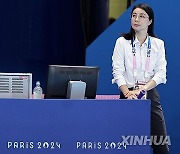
[131,8,152,33]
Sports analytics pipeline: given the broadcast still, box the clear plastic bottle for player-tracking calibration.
[33,81,43,99]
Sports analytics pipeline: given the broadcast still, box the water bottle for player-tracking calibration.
[33,81,43,99]
[137,90,146,99]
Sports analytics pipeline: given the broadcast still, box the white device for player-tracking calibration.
[66,81,86,99]
[0,73,32,99]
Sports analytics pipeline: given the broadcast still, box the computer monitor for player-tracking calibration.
[45,65,99,99]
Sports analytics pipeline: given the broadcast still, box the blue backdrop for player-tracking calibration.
[0,0,109,91]
[86,0,180,153]
[0,0,85,90]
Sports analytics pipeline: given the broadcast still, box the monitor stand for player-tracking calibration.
[66,81,86,99]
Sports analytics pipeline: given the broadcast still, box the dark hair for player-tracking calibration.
[122,3,156,40]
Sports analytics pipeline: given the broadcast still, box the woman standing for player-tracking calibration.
[112,3,169,154]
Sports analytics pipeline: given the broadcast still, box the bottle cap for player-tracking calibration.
[36,81,40,86]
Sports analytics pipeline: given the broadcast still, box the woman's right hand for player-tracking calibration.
[125,91,137,99]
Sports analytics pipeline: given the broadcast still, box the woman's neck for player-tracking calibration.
[135,32,148,45]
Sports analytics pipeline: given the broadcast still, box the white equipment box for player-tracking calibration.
[66,80,86,99]
[0,73,32,99]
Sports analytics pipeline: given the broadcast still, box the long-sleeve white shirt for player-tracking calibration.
[112,36,167,88]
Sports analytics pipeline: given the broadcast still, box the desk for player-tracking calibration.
[0,99,150,154]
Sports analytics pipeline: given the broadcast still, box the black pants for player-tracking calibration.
[120,88,169,154]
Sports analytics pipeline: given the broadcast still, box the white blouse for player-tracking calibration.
[112,36,167,88]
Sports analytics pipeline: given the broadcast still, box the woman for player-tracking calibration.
[112,3,169,154]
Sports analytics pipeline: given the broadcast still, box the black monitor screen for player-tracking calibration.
[45,65,99,99]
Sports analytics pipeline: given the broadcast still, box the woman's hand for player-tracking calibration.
[133,89,141,96]
[125,91,137,99]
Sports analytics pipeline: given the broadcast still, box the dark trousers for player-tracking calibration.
[120,88,169,154]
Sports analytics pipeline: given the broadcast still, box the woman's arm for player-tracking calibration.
[133,79,156,97]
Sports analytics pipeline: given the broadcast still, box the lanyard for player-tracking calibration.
[131,36,151,84]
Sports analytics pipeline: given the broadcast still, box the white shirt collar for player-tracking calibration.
[133,35,149,46]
